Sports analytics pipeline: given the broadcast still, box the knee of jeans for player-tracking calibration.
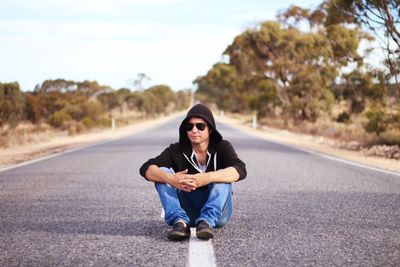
[211,183,232,192]
[159,167,175,174]
[154,182,173,191]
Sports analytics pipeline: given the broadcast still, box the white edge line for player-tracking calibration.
[0,138,118,173]
[0,113,183,174]
[294,145,400,177]
[219,120,400,178]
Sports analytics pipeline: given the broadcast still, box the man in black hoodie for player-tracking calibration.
[140,104,246,241]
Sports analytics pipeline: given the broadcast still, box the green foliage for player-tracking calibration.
[339,70,383,114]
[195,2,398,146]
[365,105,400,145]
[35,79,76,93]
[326,0,400,87]
[364,104,399,136]
[247,79,278,117]
[98,92,119,111]
[1,77,187,133]
[81,117,95,129]
[195,4,364,122]
[25,93,44,123]
[48,110,72,128]
[379,129,400,146]
[97,118,112,127]
[195,63,244,112]
[0,82,25,127]
[175,89,191,110]
[140,85,177,114]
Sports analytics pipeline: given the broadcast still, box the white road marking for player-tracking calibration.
[160,208,165,219]
[296,146,400,177]
[0,113,183,173]
[225,122,400,177]
[0,138,118,173]
[188,228,216,267]
[159,209,216,267]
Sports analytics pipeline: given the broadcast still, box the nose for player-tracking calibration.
[192,125,200,132]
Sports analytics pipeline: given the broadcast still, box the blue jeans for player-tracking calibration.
[155,167,233,228]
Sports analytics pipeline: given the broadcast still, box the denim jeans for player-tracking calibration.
[155,167,233,228]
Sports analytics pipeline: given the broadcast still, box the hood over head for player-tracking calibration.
[179,104,222,152]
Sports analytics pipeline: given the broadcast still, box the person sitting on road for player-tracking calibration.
[139,103,247,241]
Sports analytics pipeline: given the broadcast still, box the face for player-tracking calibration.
[186,117,210,145]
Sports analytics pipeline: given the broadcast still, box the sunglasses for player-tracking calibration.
[185,122,207,132]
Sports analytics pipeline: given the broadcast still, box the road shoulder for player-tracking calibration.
[0,112,185,170]
[215,114,400,174]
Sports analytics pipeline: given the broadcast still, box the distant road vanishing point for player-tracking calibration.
[1,116,399,266]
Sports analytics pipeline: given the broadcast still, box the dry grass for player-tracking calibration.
[0,110,151,149]
[0,111,187,169]
[215,113,400,172]
[224,112,400,160]
[0,123,56,148]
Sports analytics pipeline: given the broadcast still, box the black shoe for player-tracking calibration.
[167,222,190,241]
[196,220,214,240]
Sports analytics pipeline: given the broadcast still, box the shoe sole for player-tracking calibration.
[196,230,214,240]
[167,232,190,241]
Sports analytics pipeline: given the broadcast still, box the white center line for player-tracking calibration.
[159,210,216,267]
[188,228,216,267]
[160,208,165,219]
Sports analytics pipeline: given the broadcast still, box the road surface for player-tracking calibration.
[1,116,399,266]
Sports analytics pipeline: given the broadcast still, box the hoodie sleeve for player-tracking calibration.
[139,144,176,180]
[219,140,247,181]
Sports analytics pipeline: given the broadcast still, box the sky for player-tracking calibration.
[1,0,323,91]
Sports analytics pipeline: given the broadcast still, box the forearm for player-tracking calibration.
[145,165,196,192]
[145,165,173,184]
[208,166,240,183]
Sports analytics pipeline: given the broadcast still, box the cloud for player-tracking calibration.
[0,0,326,90]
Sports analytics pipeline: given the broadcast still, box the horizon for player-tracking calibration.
[1,0,324,91]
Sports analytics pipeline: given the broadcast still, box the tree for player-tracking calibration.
[133,73,151,91]
[115,88,132,114]
[97,92,119,112]
[326,0,400,87]
[25,93,44,123]
[35,79,76,93]
[338,69,385,115]
[195,63,245,113]
[0,82,25,127]
[143,85,176,114]
[195,3,372,122]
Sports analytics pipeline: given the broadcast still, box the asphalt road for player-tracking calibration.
[1,116,399,266]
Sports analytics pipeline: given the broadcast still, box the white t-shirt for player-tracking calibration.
[193,150,211,173]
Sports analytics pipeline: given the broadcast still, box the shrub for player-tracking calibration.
[97,118,112,128]
[379,129,400,146]
[81,117,95,129]
[48,110,72,128]
[61,121,86,135]
[364,105,386,134]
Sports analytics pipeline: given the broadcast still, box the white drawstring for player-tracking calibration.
[213,152,217,171]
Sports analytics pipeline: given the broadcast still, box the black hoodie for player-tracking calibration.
[139,104,246,181]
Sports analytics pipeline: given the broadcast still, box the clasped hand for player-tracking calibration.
[171,169,210,192]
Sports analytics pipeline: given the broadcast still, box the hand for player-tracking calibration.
[169,169,197,192]
[191,173,211,188]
